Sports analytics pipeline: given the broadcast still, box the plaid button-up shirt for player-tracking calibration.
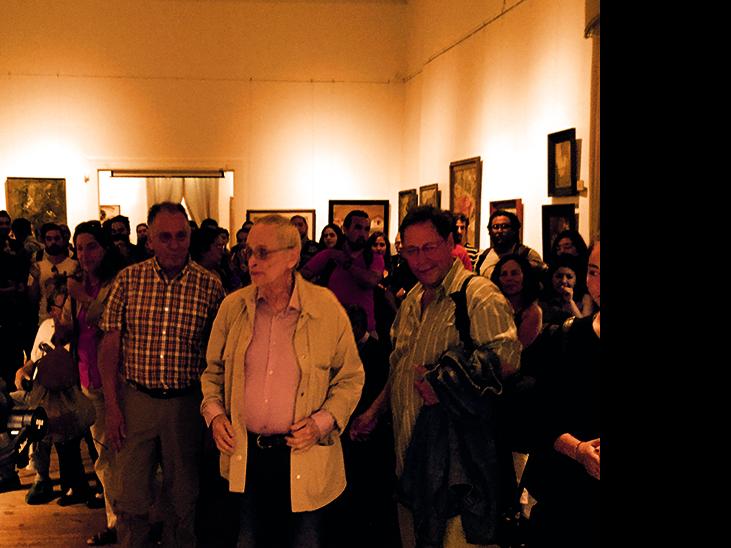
[101,257,225,390]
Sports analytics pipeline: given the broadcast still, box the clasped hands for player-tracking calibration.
[210,414,322,455]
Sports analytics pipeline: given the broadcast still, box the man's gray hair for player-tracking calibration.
[253,215,302,256]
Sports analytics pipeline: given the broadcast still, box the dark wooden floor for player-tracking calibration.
[0,448,107,547]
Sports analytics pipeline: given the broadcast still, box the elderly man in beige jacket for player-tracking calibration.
[200,214,365,548]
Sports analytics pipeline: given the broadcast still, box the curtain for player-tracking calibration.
[586,2,600,242]
[145,176,219,225]
[183,177,219,225]
[146,177,184,206]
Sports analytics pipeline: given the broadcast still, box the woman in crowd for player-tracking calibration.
[548,229,588,264]
[191,226,231,291]
[367,231,397,347]
[490,253,542,349]
[67,221,125,545]
[539,255,594,326]
[309,223,346,288]
[318,223,344,250]
[522,240,600,547]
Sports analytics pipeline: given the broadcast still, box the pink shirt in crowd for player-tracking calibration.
[243,290,334,437]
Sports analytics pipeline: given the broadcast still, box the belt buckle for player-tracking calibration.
[256,434,269,449]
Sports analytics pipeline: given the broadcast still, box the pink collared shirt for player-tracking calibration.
[243,293,301,434]
[243,289,334,436]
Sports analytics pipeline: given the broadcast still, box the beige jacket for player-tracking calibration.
[200,273,365,512]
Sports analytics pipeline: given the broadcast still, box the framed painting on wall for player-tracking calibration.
[398,189,418,227]
[489,198,524,241]
[419,184,441,208]
[328,200,389,239]
[5,177,67,232]
[542,204,577,259]
[449,157,482,248]
[548,128,578,197]
[99,204,120,222]
[246,209,316,240]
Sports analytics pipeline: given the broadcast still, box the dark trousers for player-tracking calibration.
[236,432,324,548]
[56,436,90,495]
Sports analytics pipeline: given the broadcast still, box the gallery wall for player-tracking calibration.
[401,0,593,251]
[0,0,407,235]
[0,0,593,250]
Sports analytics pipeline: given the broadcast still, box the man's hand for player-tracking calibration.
[211,414,236,455]
[349,410,378,441]
[286,416,321,452]
[105,402,127,452]
[15,361,33,391]
[414,364,439,405]
[576,438,601,480]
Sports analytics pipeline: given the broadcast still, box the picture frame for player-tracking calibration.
[328,199,390,239]
[547,128,578,197]
[419,183,441,208]
[449,157,482,248]
[542,204,578,259]
[246,209,316,240]
[398,189,418,228]
[100,204,121,222]
[5,177,68,231]
[489,199,524,241]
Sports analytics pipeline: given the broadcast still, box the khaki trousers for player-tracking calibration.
[112,383,203,548]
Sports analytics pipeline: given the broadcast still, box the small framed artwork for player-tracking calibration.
[328,200,390,239]
[5,177,68,230]
[100,204,121,222]
[489,199,524,241]
[419,184,441,208]
[398,189,418,227]
[542,204,578,259]
[548,128,578,197]
[246,209,316,240]
[449,157,483,248]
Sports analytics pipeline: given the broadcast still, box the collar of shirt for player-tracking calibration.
[152,256,192,283]
[255,281,302,314]
[411,258,465,304]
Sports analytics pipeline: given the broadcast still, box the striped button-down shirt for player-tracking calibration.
[101,257,225,390]
[388,258,521,475]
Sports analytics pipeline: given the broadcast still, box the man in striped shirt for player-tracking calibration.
[350,206,521,548]
[99,202,225,548]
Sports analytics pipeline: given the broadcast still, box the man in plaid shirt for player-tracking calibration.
[98,202,224,548]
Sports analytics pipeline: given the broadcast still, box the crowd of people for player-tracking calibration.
[0,203,599,548]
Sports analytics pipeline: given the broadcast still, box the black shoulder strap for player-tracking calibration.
[475,248,490,275]
[450,275,478,356]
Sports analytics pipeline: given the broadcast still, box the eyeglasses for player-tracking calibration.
[490,223,512,231]
[243,245,295,261]
[401,240,445,259]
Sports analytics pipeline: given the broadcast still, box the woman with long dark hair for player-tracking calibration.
[67,221,125,545]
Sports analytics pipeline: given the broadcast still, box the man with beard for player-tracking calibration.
[475,210,545,279]
[134,222,154,259]
[27,222,80,325]
[301,210,384,336]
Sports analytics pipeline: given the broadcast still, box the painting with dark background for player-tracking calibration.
[5,177,67,233]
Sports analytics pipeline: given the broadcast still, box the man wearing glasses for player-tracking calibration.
[349,206,521,547]
[474,210,545,279]
[98,202,225,547]
[201,215,364,548]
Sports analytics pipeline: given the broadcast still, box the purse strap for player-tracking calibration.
[449,275,478,356]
